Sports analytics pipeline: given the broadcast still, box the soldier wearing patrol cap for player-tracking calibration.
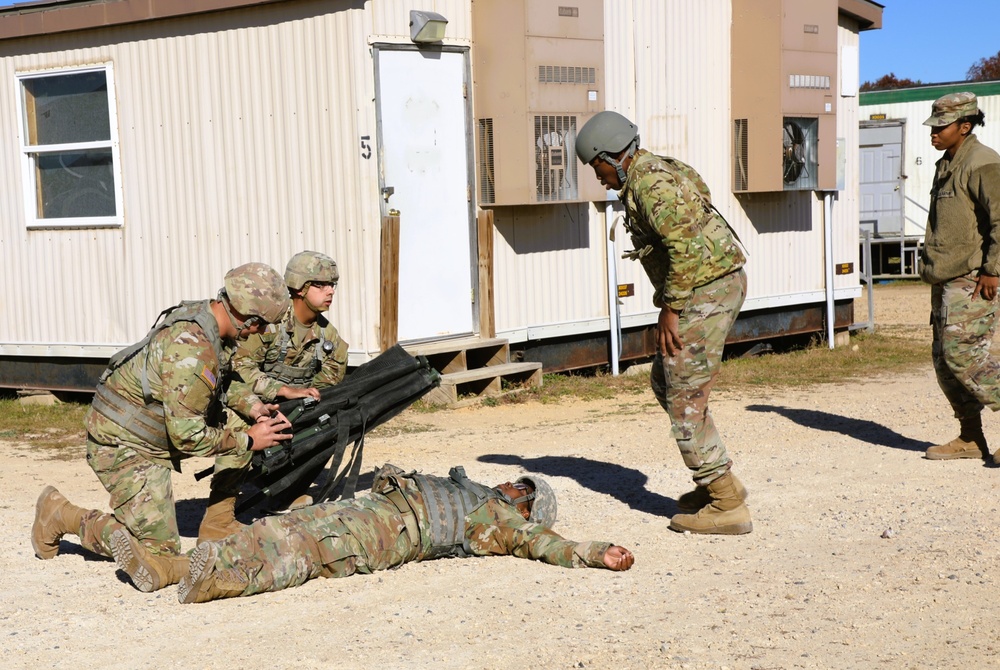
[31,263,294,592]
[104,464,633,603]
[576,111,751,535]
[920,92,1000,466]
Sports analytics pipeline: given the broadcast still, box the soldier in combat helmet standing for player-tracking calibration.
[108,463,634,603]
[31,263,294,592]
[575,111,751,535]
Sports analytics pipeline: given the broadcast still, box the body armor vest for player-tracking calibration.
[409,466,504,560]
[91,301,227,448]
[261,322,331,386]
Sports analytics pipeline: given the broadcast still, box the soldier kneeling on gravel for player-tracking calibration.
[109,464,634,603]
[32,263,294,593]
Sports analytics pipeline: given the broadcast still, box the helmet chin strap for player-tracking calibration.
[217,290,245,335]
[598,137,639,185]
[299,282,325,315]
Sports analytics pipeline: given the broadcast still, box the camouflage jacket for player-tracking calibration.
[230,308,348,402]
[364,464,613,569]
[618,150,745,311]
[85,305,255,470]
[920,134,1000,284]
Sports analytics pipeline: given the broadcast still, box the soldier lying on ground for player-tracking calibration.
[108,463,635,602]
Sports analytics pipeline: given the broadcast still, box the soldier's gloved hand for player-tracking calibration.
[246,414,293,450]
[602,545,634,571]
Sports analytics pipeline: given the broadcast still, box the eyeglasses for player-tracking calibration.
[312,281,338,289]
[243,315,267,330]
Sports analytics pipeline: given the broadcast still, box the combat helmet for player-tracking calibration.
[285,251,339,291]
[515,475,558,528]
[222,262,290,324]
[575,111,640,185]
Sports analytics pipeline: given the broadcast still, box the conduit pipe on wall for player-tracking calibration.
[606,201,621,375]
[824,192,836,349]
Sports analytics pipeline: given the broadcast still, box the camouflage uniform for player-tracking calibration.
[921,122,1000,419]
[231,310,348,401]
[79,302,259,558]
[197,465,614,597]
[620,150,747,485]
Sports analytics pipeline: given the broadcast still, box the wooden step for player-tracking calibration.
[423,361,543,406]
[404,337,509,375]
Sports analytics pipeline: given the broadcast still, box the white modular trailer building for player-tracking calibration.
[0,0,881,390]
[858,80,1000,277]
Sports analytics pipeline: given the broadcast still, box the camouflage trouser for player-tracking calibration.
[85,438,182,557]
[81,410,253,558]
[931,274,1000,418]
[210,495,414,596]
[650,269,746,485]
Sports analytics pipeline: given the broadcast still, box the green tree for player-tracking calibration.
[967,50,1000,81]
[860,73,922,92]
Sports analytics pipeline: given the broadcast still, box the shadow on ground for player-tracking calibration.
[744,404,934,453]
[477,454,678,516]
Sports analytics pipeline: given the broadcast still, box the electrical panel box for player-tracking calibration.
[472,0,607,206]
[732,0,838,192]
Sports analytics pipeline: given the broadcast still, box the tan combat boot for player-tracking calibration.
[669,471,753,535]
[177,542,247,604]
[676,473,749,514]
[926,416,987,460]
[197,491,245,543]
[31,486,87,559]
[109,529,189,592]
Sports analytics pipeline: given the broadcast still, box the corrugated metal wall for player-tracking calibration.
[493,0,862,341]
[0,0,868,370]
[0,1,382,358]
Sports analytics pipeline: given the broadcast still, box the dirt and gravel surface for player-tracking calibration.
[3,281,1000,670]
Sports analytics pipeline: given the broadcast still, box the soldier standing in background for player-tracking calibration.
[576,111,751,535]
[920,92,1000,466]
[109,463,634,603]
[31,263,293,592]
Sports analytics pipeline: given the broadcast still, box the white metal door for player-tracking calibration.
[376,47,474,342]
[860,123,904,237]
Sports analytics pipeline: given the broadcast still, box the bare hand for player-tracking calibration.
[246,414,292,450]
[973,273,999,301]
[249,401,282,422]
[657,307,683,357]
[603,545,634,571]
[279,385,321,401]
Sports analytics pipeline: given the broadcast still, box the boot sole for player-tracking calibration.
[178,542,218,604]
[31,485,61,560]
[110,529,160,593]
[669,520,753,535]
[925,450,981,460]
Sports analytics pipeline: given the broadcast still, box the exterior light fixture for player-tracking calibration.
[409,10,447,44]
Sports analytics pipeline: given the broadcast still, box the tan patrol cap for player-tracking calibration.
[923,91,979,127]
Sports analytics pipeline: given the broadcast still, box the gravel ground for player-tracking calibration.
[3,282,1000,670]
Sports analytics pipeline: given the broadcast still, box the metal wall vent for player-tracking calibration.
[538,65,596,84]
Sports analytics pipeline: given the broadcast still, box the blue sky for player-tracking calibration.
[860,0,1000,85]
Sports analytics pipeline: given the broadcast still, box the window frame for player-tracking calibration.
[15,62,125,230]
